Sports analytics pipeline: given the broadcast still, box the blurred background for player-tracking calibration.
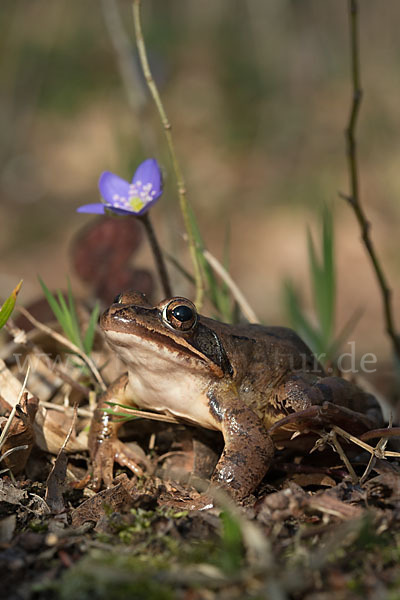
[1,1,400,381]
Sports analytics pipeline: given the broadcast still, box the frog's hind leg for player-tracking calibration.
[270,374,383,437]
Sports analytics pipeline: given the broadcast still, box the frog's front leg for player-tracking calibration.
[89,374,147,490]
[208,383,274,499]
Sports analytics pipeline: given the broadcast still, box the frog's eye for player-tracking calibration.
[113,293,123,304]
[163,299,197,331]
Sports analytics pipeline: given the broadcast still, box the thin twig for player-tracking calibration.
[360,418,391,483]
[138,213,172,297]
[330,430,359,484]
[202,249,259,323]
[18,307,106,392]
[40,401,92,419]
[359,447,377,485]
[0,445,29,464]
[333,425,400,459]
[342,0,400,360]
[311,429,358,483]
[132,0,204,307]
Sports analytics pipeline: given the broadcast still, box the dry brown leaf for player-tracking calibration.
[34,405,88,455]
[0,393,38,474]
[71,473,137,527]
[45,405,78,513]
[0,359,26,408]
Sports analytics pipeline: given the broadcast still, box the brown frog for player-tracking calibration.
[89,291,382,498]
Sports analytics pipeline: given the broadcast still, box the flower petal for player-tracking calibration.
[99,171,131,205]
[77,203,106,214]
[132,158,162,198]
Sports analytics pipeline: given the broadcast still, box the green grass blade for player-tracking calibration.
[307,226,324,326]
[284,279,323,355]
[102,409,140,421]
[219,510,244,573]
[307,209,335,349]
[104,401,143,410]
[38,277,66,328]
[56,290,79,345]
[67,278,84,348]
[39,276,85,350]
[83,301,100,355]
[0,280,23,329]
[322,206,335,340]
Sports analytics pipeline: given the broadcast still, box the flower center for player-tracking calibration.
[110,180,158,213]
[129,196,145,211]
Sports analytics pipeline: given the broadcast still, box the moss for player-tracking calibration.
[47,551,176,600]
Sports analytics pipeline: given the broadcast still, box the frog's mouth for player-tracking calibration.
[103,320,225,379]
[106,323,206,361]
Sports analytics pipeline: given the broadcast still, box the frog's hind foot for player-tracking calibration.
[268,401,380,439]
[89,438,147,491]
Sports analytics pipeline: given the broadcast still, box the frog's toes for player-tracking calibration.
[89,439,114,490]
[90,439,148,490]
[113,439,148,476]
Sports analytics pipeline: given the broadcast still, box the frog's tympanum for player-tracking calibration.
[89,292,382,498]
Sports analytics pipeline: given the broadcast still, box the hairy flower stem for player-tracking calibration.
[132,0,204,308]
[138,213,172,298]
[343,0,400,361]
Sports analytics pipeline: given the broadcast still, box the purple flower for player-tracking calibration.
[77,158,163,216]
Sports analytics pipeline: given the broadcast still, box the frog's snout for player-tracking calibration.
[99,307,112,331]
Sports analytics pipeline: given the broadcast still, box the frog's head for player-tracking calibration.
[100,291,233,378]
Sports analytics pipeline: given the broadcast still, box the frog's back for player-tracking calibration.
[240,324,323,374]
[242,323,312,348]
[202,317,324,379]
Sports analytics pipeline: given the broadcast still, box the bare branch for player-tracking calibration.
[343,0,400,360]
